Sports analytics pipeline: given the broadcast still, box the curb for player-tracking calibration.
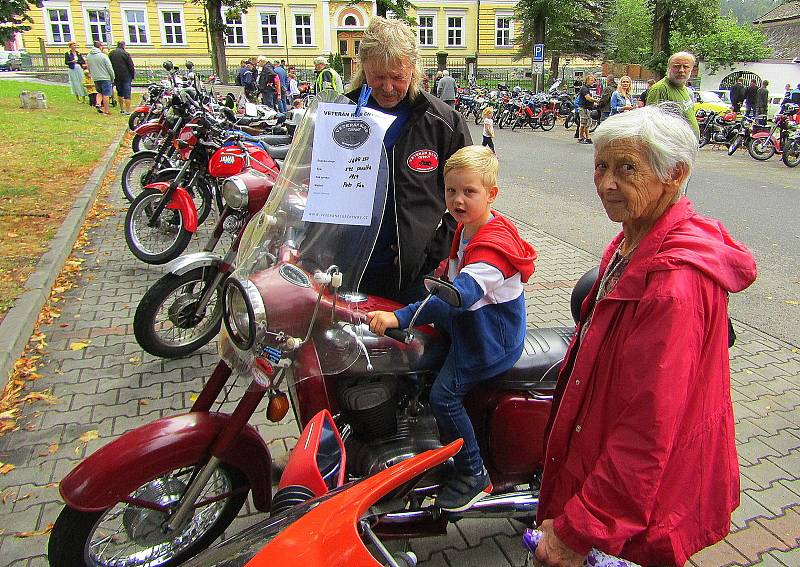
[0,127,128,387]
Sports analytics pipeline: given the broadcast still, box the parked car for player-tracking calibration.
[0,50,22,71]
[710,89,732,105]
[10,50,32,69]
[692,90,730,114]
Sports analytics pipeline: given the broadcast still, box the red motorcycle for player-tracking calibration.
[747,103,798,161]
[48,94,591,566]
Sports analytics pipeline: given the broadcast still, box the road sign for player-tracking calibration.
[533,44,544,62]
[533,61,544,74]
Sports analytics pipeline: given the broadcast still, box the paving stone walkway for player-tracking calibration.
[0,163,798,566]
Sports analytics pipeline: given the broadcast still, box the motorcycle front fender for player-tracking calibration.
[134,104,151,114]
[134,119,167,137]
[166,251,225,276]
[752,132,777,144]
[144,182,199,233]
[60,412,272,513]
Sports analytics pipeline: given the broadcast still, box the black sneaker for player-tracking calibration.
[584,139,593,144]
[435,469,492,512]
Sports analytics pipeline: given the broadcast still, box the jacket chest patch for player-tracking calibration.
[407,149,439,173]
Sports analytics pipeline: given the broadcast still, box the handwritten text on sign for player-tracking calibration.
[303,102,395,226]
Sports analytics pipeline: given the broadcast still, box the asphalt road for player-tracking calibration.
[467,119,800,347]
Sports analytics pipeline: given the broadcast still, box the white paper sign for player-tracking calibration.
[303,102,396,226]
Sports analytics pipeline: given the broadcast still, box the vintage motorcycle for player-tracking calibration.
[747,104,798,161]
[697,109,740,148]
[48,93,592,567]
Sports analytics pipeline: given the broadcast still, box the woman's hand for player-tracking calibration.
[534,520,584,567]
[367,311,399,336]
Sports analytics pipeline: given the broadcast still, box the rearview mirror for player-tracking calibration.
[423,276,461,308]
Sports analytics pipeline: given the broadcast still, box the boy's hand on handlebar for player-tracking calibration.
[367,311,399,336]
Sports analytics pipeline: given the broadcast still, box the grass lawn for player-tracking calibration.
[0,80,126,322]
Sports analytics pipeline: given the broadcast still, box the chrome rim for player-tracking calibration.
[142,133,164,152]
[125,158,157,200]
[85,467,232,567]
[129,192,183,257]
[155,269,222,347]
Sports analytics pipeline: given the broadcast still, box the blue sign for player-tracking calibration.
[533,44,544,62]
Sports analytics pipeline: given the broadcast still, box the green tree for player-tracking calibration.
[192,0,251,84]
[719,0,788,25]
[348,0,416,24]
[0,0,39,44]
[648,0,722,75]
[672,15,772,73]
[606,0,652,65]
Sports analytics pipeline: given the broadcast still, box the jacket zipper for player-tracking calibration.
[392,146,402,290]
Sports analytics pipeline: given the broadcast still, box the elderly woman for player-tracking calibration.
[347,17,471,303]
[535,106,756,567]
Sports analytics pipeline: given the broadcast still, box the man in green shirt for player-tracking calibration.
[646,51,700,138]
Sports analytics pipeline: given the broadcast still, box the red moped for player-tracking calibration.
[48,94,590,567]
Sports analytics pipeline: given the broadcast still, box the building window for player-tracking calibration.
[418,15,434,47]
[225,14,245,45]
[47,8,72,44]
[160,10,184,45]
[354,40,360,54]
[447,16,463,47]
[259,11,279,45]
[496,15,512,47]
[124,9,148,44]
[87,9,111,44]
[344,15,357,26]
[294,13,312,46]
[339,39,347,54]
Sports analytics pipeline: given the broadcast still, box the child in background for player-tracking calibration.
[368,146,536,512]
[481,106,496,153]
[83,66,98,108]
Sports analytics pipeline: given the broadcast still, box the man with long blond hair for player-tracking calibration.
[347,16,471,303]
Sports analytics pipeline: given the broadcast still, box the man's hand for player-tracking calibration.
[367,311,399,336]
[534,520,584,567]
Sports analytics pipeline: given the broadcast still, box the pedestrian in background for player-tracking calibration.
[109,41,135,115]
[312,56,343,95]
[744,79,758,118]
[83,66,98,108]
[610,76,634,115]
[578,74,598,144]
[730,79,745,114]
[274,59,289,112]
[437,69,457,106]
[64,41,86,102]
[756,79,770,125]
[288,72,300,100]
[481,106,495,153]
[645,51,699,138]
[598,75,616,122]
[85,40,115,115]
[257,56,277,108]
[638,78,654,107]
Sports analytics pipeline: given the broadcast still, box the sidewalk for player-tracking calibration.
[0,168,798,566]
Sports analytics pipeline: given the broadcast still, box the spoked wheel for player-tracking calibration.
[564,114,574,129]
[748,137,776,161]
[128,110,149,131]
[540,112,556,131]
[511,114,523,131]
[149,170,214,226]
[782,139,800,168]
[728,134,742,156]
[125,188,193,265]
[132,132,166,153]
[588,117,599,133]
[134,266,225,358]
[121,151,160,202]
[47,463,247,567]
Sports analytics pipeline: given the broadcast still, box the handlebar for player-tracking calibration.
[385,328,411,344]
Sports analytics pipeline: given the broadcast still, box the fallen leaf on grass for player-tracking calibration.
[14,523,53,538]
[0,462,16,475]
[69,341,90,350]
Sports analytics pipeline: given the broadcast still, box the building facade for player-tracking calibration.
[22,0,530,76]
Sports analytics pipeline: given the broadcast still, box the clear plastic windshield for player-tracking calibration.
[223,91,389,375]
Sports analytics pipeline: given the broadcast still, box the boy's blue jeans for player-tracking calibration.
[429,353,489,477]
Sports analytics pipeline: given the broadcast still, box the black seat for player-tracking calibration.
[256,134,292,146]
[266,144,290,160]
[488,327,574,390]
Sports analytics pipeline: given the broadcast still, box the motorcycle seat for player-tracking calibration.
[266,144,290,160]
[488,327,574,390]
[256,134,292,146]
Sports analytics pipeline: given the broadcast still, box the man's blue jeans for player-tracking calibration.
[429,353,488,476]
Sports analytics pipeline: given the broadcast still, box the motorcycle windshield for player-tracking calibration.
[226,91,390,376]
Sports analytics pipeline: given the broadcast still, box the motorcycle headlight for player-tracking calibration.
[223,277,266,350]
[222,176,249,210]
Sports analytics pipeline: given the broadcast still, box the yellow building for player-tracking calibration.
[22,0,530,77]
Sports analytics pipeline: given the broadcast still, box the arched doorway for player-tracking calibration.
[720,70,763,90]
[336,8,365,81]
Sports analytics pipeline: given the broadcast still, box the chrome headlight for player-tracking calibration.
[222,277,266,350]
[222,176,249,210]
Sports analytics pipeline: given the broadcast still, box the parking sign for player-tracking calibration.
[533,44,544,62]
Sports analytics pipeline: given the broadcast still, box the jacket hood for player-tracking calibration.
[452,213,538,283]
[607,198,757,296]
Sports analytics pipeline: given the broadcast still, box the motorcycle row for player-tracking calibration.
[46,83,612,567]
[697,104,800,167]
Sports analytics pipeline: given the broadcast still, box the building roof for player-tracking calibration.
[753,1,800,24]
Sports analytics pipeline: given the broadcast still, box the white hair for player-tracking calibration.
[442,69,449,76]
[593,106,697,192]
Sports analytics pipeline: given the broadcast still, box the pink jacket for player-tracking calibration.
[537,198,757,566]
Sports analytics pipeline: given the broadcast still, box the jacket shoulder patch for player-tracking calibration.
[407,149,439,173]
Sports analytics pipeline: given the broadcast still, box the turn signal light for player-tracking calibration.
[267,392,290,422]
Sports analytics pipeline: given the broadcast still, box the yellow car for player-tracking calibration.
[692,90,731,114]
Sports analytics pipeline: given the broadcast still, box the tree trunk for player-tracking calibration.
[206,0,229,84]
[550,53,560,82]
[651,0,670,79]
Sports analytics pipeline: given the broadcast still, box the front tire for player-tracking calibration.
[121,151,160,202]
[748,137,776,161]
[125,188,193,265]
[540,112,556,131]
[134,266,225,358]
[128,110,148,130]
[48,463,247,567]
[132,132,165,153]
[782,139,800,168]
